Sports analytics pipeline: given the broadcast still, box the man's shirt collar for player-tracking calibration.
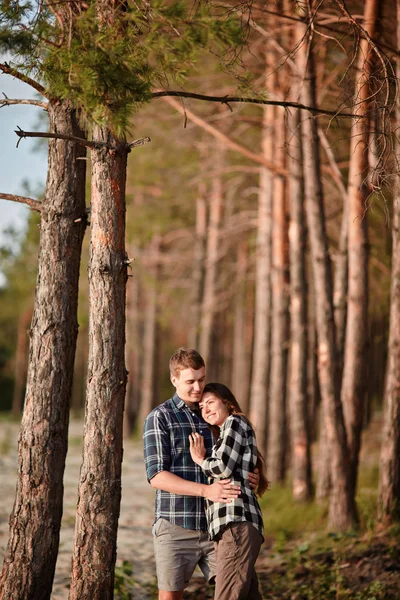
[172,392,202,416]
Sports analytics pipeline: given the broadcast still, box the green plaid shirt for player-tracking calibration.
[143,393,214,531]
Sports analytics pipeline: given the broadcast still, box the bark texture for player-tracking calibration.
[341,0,378,500]
[0,101,87,600]
[69,126,128,600]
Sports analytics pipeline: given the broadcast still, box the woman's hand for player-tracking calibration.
[189,432,206,466]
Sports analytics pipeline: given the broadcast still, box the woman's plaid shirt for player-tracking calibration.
[201,414,264,541]
[143,393,214,531]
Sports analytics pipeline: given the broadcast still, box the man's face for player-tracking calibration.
[170,367,206,404]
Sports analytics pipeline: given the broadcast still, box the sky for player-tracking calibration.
[0,71,48,246]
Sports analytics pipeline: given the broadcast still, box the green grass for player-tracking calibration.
[261,459,381,546]
[260,485,327,542]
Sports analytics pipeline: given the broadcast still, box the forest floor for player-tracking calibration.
[0,416,399,600]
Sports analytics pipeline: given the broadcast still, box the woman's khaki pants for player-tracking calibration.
[214,522,263,600]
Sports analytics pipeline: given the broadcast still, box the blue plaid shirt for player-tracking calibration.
[143,393,214,531]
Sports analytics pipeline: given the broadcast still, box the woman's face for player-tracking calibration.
[200,392,230,427]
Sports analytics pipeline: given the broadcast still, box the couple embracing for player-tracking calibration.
[143,347,269,600]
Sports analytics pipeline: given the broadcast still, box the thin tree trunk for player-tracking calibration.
[189,177,207,348]
[318,132,349,376]
[71,326,88,414]
[11,306,32,416]
[124,254,141,437]
[199,143,224,365]
[299,23,356,530]
[138,235,161,427]
[316,141,348,502]
[69,126,128,600]
[248,103,273,455]
[340,0,378,501]
[376,0,400,526]
[267,97,290,483]
[288,103,312,501]
[0,101,87,600]
[232,239,250,411]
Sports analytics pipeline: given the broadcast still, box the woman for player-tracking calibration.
[189,382,268,600]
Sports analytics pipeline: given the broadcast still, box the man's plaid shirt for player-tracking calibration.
[201,414,264,541]
[143,393,214,531]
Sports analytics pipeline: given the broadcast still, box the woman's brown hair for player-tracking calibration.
[202,382,269,497]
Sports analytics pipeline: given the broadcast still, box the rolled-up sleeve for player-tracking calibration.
[201,417,245,479]
[143,410,171,482]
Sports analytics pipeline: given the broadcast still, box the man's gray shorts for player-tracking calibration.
[152,518,216,592]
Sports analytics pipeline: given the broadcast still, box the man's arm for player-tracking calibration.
[150,471,240,503]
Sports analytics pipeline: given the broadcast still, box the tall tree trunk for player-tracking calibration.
[288,103,312,501]
[376,0,400,526]
[199,143,224,365]
[138,235,161,427]
[267,97,290,483]
[377,185,400,523]
[299,24,356,530]
[317,133,348,501]
[232,239,250,412]
[248,103,273,455]
[11,306,32,416]
[69,126,128,600]
[340,0,378,500]
[189,177,207,348]
[0,101,87,600]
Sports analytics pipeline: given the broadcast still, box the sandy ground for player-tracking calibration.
[0,419,162,599]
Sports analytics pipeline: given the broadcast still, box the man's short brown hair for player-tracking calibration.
[169,347,205,377]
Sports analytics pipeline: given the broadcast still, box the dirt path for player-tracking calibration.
[0,419,161,599]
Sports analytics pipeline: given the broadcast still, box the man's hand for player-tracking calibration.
[204,480,241,503]
[248,468,260,491]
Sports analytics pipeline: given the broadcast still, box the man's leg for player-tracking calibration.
[159,591,184,600]
[198,530,217,586]
[153,519,202,597]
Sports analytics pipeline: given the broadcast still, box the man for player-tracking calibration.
[143,347,258,600]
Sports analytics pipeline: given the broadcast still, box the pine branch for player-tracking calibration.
[14,127,92,149]
[152,90,364,119]
[0,193,42,212]
[14,128,150,151]
[0,63,47,97]
[1,94,48,110]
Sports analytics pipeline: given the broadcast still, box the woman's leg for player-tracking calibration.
[214,522,263,600]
